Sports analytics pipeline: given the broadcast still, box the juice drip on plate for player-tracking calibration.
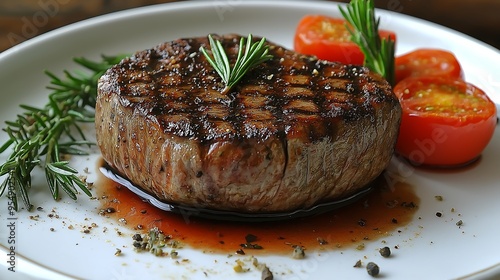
[96,166,419,255]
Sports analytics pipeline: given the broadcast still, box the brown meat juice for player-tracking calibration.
[96,164,419,255]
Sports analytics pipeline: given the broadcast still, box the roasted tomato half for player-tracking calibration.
[395,48,463,84]
[394,76,497,167]
[294,15,396,65]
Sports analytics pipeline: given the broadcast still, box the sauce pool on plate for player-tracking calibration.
[96,165,419,255]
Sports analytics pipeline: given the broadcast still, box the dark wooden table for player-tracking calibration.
[1,0,499,52]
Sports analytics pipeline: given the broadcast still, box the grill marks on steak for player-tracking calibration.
[104,35,391,143]
[96,34,401,213]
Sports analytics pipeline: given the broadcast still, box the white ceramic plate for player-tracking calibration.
[1,1,499,279]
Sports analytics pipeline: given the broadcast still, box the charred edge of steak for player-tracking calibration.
[98,34,398,145]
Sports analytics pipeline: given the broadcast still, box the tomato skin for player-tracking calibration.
[294,15,396,65]
[394,76,497,167]
[395,49,463,84]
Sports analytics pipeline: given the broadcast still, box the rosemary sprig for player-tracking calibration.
[339,0,396,85]
[200,34,273,93]
[0,54,127,211]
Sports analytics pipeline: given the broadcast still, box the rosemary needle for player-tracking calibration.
[0,55,127,211]
[200,34,273,93]
[339,0,396,85]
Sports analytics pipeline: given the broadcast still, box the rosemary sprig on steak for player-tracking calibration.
[0,55,127,211]
[200,34,273,93]
[339,0,396,85]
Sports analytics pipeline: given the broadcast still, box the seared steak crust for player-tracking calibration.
[95,34,401,213]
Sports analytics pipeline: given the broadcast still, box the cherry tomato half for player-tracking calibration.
[394,76,496,167]
[395,49,463,84]
[294,15,396,65]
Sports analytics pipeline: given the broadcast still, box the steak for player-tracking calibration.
[95,34,401,213]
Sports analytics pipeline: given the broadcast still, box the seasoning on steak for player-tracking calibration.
[95,34,401,213]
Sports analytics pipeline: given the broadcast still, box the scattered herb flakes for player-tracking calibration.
[434,195,444,201]
[114,248,122,256]
[47,213,60,219]
[151,247,164,257]
[250,256,269,272]
[239,234,263,250]
[170,250,179,259]
[292,245,306,259]
[231,256,273,278]
[233,259,249,273]
[80,175,94,190]
[366,262,380,276]
[456,220,464,227]
[240,243,263,250]
[236,249,245,255]
[250,256,259,268]
[317,237,328,245]
[169,240,181,249]
[29,215,40,221]
[78,175,88,184]
[358,219,367,227]
[356,243,365,251]
[261,265,273,280]
[132,233,143,242]
[132,227,181,257]
[80,222,98,234]
[353,260,362,268]
[401,201,417,208]
[99,207,117,216]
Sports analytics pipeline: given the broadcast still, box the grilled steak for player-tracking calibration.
[95,34,401,213]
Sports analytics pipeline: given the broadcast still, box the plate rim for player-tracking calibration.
[0,1,499,279]
[1,0,499,62]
